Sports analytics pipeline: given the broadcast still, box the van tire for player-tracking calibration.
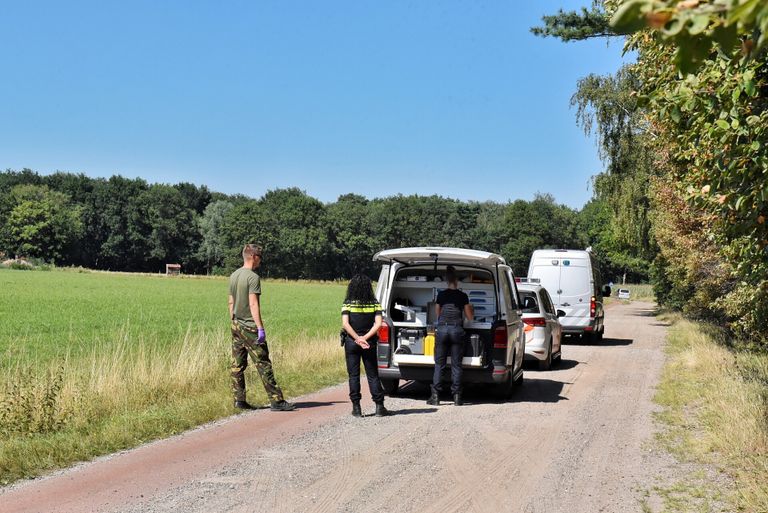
[493,369,516,400]
[514,367,524,386]
[380,378,400,395]
[538,339,553,371]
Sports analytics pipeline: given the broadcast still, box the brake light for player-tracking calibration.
[378,323,389,343]
[523,317,546,327]
[493,325,508,348]
[590,296,596,318]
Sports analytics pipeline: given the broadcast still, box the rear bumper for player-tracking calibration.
[379,365,508,384]
[561,318,600,334]
[524,329,548,361]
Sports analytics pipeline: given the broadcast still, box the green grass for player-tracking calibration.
[608,283,655,303]
[0,267,349,484]
[653,313,768,512]
[0,268,344,364]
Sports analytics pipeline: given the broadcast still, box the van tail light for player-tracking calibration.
[378,323,389,344]
[523,317,546,327]
[493,325,508,348]
[590,296,596,318]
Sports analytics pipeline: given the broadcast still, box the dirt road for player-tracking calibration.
[1,301,675,513]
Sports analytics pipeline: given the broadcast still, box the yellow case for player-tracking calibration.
[424,333,435,356]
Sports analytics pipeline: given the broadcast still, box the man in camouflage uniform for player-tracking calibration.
[228,244,296,411]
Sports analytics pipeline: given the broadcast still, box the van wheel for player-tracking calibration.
[380,378,400,395]
[493,373,514,400]
[538,340,553,371]
[513,368,524,387]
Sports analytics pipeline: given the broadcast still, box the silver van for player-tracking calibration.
[373,247,525,398]
[527,248,610,342]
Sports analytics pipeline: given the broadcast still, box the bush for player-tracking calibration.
[718,283,768,351]
[6,260,34,271]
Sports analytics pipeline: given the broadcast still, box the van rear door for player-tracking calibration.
[529,257,561,304]
[558,257,591,328]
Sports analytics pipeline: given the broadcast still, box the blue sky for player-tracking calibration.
[1,1,629,208]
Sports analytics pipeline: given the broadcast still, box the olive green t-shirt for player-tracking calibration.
[228,267,262,327]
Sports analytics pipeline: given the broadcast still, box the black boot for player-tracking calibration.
[374,402,390,417]
[351,401,362,417]
[234,400,256,410]
[453,393,463,406]
[426,390,439,406]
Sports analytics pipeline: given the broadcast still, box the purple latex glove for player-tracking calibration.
[257,328,266,343]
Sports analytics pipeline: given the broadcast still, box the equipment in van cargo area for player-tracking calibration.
[373,247,526,398]
[398,328,426,354]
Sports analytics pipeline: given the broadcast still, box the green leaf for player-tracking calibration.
[745,79,756,96]
[688,14,711,35]
[716,119,730,129]
[751,141,761,151]
[610,0,649,33]
[747,115,760,125]
[712,24,739,50]
[663,17,686,36]
[731,118,740,129]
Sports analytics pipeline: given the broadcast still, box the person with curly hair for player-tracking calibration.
[341,273,390,417]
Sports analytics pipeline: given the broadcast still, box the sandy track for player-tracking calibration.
[1,301,672,513]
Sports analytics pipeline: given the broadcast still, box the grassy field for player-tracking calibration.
[652,314,768,512]
[607,283,655,302]
[0,268,348,484]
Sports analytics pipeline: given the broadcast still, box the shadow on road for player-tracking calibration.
[390,377,571,405]
[598,337,634,346]
[515,378,570,403]
[633,307,660,317]
[564,336,633,347]
[376,407,438,416]
[293,400,346,409]
[524,358,580,371]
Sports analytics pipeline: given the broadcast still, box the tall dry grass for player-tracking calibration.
[655,315,768,511]
[0,327,347,483]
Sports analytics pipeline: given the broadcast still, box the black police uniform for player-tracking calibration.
[432,288,469,395]
[341,301,385,403]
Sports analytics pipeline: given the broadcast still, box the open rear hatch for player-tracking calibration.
[381,259,500,372]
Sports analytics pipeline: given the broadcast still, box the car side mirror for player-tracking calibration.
[556,310,566,318]
[602,285,611,297]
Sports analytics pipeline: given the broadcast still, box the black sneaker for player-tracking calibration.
[234,400,256,410]
[270,400,297,411]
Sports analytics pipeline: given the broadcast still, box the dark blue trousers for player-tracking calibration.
[432,325,465,395]
[344,337,384,403]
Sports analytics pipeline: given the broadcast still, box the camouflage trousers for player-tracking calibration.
[230,322,285,404]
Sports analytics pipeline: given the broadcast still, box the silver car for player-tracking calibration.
[518,283,563,371]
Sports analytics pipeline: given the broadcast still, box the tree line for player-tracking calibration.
[534,0,768,348]
[0,169,645,282]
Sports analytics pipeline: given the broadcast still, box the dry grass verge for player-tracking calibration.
[654,314,768,512]
[0,328,346,484]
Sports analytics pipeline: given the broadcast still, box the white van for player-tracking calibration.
[373,247,525,398]
[527,249,610,342]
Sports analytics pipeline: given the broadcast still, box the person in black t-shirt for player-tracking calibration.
[341,274,390,417]
[428,265,474,406]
